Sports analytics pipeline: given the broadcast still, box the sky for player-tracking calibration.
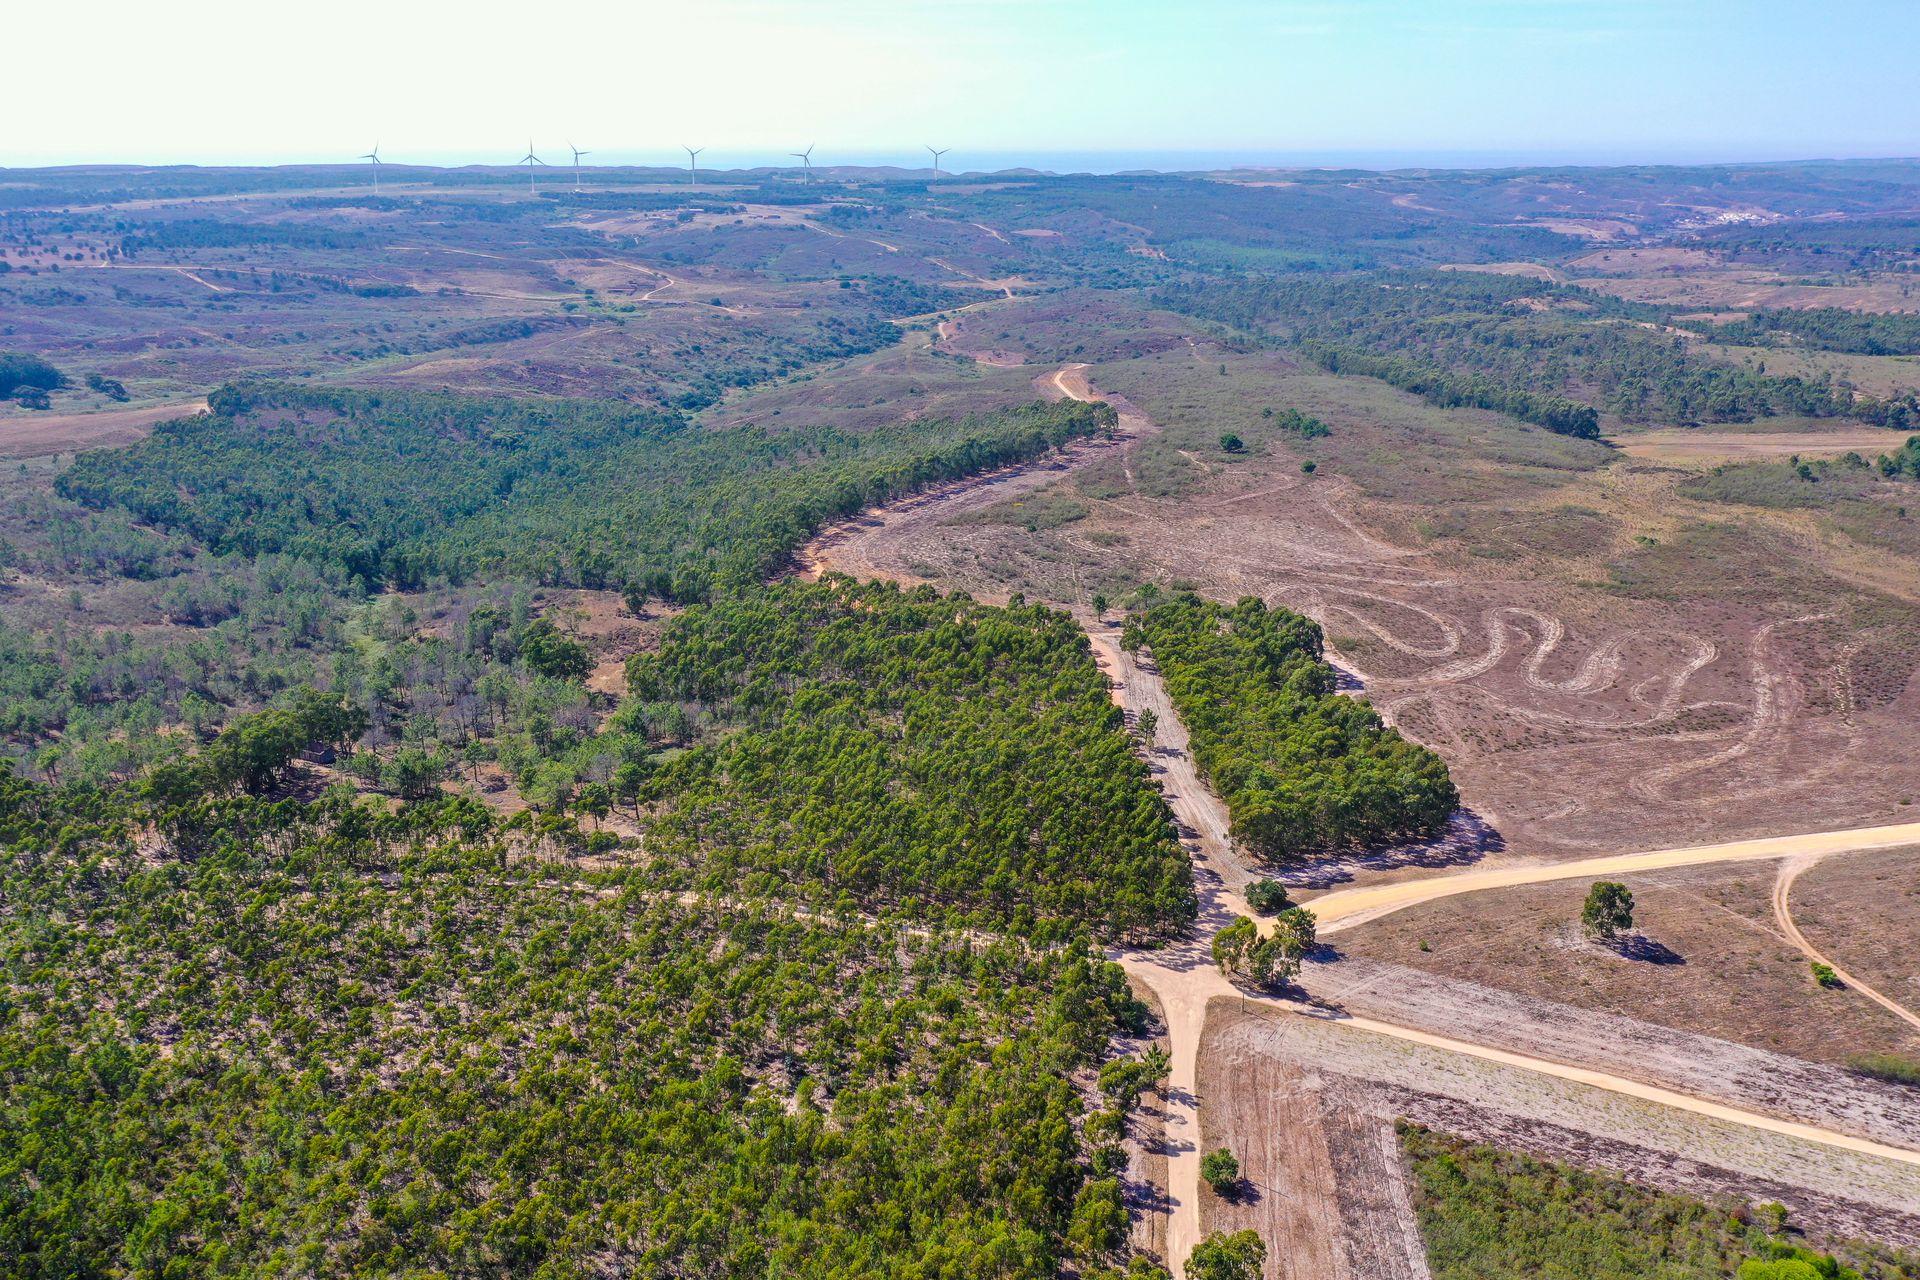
[4,0,1916,170]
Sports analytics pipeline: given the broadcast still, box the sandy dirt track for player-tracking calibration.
[1774,855,1920,1034]
[1307,820,1920,935]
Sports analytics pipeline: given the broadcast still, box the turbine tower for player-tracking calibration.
[926,145,949,178]
[684,146,704,186]
[359,144,383,193]
[518,139,548,194]
[570,142,591,192]
[791,143,815,182]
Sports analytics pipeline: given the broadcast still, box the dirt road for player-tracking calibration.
[1306,820,1920,935]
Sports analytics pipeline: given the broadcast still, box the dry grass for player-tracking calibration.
[1328,861,1920,1064]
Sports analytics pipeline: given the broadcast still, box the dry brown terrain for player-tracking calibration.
[1327,862,1920,1064]
[1567,247,1920,312]
[816,338,1920,857]
[1614,426,1915,462]
[0,398,207,458]
[1791,846,1920,1024]
[1206,1003,1920,1251]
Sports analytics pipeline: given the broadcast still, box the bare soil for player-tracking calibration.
[1207,1001,1920,1248]
[1791,846,1920,1025]
[0,398,207,458]
[1614,427,1915,463]
[1327,862,1920,1064]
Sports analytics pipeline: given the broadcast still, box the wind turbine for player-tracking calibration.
[518,139,549,194]
[359,144,383,193]
[926,145,950,178]
[570,142,591,191]
[791,143,815,182]
[684,146,704,186]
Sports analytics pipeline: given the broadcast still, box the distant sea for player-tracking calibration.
[12,147,1913,175]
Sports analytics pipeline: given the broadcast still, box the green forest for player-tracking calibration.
[1130,594,1458,859]
[1159,272,1920,430]
[0,767,1166,1277]
[629,578,1196,940]
[58,384,1115,599]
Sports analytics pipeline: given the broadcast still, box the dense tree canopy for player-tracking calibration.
[57,383,1116,598]
[1137,593,1458,860]
[0,767,1163,1277]
[630,578,1196,940]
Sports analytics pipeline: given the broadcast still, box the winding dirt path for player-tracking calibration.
[1774,855,1920,1035]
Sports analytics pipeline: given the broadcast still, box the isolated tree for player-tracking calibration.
[621,581,650,617]
[1219,432,1245,453]
[1581,880,1635,941]
[1136,708,1158,745]
[1200,1148,1241,1196]
[1187,1229,1265,1280]
[1091,592,1110,616]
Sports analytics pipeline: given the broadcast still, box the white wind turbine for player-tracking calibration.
[359,144,383,193]
[684,145,704,186]
[926,145,949,178]
[791,143,815,182]
[518,139,549,194]
[570,142,591,191]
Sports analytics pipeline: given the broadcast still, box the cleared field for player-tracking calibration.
[1614,426,1913,462]
[0,398,207,457]
[1206,1001,1920,1248]
[1326,860,1920,1064]
[1791,846,1920,1026]
[810,320,1920,857]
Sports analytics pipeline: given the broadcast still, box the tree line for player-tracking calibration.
[58,382,1116,600]
[1128,593,1458,859]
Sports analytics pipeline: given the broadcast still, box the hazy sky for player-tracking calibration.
[6,0,1916,169]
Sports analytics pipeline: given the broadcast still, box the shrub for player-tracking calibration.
[1200,1148,1241,1195]
[1219,432,1245,453]
[1845,1052,1920,1086]
[1244,878,1292,914]
[0,351,62,397]
[1811,961,1842,988]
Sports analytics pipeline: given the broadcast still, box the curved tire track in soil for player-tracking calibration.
[1774,854,1920,1036]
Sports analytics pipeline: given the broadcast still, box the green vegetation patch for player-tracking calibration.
[630,578,1195,940]
[1158,272,1919,431]
[57,382,1116,600]
[1404,1125,1920,1280]
[1129,593,1456,860]
[0,771,1155,1277]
